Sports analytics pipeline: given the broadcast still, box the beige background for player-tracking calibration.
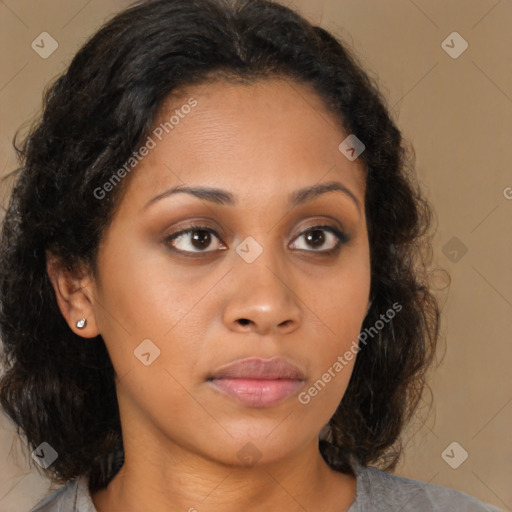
[0,0,511,510]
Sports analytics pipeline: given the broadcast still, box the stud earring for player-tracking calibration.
[76,318,87,329]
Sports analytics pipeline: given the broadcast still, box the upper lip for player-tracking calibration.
[209,357,305,380]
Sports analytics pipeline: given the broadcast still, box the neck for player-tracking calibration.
[91,439,356,512]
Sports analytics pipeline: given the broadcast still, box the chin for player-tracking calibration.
[202,427,313,469]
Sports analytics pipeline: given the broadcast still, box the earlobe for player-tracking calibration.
[45,251,100,338]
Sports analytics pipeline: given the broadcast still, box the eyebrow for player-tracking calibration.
[143,180,362,214]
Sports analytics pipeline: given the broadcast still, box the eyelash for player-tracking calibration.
[163,224,349,257]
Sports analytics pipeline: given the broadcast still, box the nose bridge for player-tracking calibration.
[222,234,302,334]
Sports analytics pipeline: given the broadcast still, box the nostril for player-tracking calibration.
[238,318,250,326]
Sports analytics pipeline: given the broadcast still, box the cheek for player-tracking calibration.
[114,362,225,458]
[94,236,206,337]
[294,355,355,441]
[118,365,201,417]
[91,248,187,381]
[310,263,370,346]
[98,265,212,436]
[298,264,369,411]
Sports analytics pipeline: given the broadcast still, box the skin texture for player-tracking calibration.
[47,78,371,512]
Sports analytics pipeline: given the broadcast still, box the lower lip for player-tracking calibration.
[209,378,304,408]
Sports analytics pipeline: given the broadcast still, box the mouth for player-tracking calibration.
[207,357,306,408]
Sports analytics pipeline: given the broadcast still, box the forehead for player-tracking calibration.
[118,78,366,213]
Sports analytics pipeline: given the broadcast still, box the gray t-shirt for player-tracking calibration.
[29,464,504,512]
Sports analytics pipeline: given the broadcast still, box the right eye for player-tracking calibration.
[164,225,227,255]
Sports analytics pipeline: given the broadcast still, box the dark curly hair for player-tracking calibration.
[0,0,446,494]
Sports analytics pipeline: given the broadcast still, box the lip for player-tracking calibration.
[208,357,306,408]
[210,357,305,380]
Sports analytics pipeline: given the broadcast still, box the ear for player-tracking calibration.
[46,251,100,338]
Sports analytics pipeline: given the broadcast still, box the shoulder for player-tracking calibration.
[28,475,96,512]
[349,464,504,512]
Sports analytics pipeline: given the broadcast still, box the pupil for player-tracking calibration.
[192,230,210,249]
[307,230,324,248]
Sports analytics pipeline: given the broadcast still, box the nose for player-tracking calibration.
[222,250,303,336]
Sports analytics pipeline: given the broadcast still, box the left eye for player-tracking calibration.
[290,225,347,253]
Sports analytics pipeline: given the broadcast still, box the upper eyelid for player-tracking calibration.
[167,214,347,237]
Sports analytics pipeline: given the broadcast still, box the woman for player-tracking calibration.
[0,0,502,510]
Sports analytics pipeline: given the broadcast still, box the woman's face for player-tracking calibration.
[87,78,370,467]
